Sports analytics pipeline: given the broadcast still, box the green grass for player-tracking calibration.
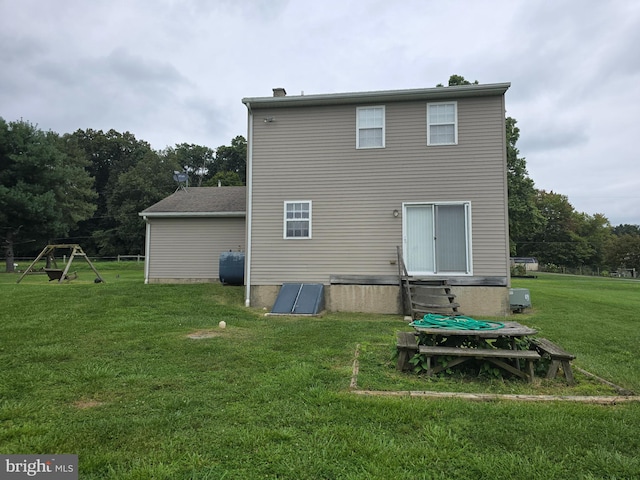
[1,265,639,479]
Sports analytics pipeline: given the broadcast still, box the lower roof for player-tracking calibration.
[139,186,246,218]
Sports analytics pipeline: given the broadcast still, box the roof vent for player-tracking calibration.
[272,87,287,97]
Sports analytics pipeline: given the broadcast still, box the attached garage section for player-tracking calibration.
[140,187,246,284]
[145,217,245,283]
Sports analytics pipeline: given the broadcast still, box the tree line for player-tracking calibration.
[1,117,246,271]
[503,91,639,275]
[445,75,638,276]
[2,76,640,275]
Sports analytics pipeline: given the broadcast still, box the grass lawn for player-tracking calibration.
[1,263,639,479]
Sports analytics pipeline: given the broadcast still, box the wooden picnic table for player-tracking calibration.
[412,321,537,338]
[412,321,540,382]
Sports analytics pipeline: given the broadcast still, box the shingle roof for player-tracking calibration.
[140,186,246,217]
[242,83,510,109]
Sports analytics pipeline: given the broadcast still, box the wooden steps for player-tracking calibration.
[396,247,461,318]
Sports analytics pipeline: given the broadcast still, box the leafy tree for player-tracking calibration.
[612,224,640,236]
[215,136,247,183]
[606,224,640,274]
[606,234,640,273]
[0,119,96,272]
[103,151,180,255]
[573,212,612,268]
[437,74,479,87]
[506,117,544,255]
[437,75,542,254]
[65,132,244,256]
[161,143,216,187]
[519,190,594,268]
[65,129,155,255]
[203,171,243,187]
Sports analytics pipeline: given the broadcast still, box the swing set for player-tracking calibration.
[16,244,105,284]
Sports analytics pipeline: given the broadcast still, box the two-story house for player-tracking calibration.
[242,83,512,317]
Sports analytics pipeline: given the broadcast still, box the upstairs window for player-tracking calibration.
[356,106,385,149]
[284,201,312,239]
[427,102,457,145]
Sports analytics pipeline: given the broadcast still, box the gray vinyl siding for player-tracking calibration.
[147,217,245,279]
[249,95,508,285]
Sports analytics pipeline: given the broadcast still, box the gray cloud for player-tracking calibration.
[1,0,638,225]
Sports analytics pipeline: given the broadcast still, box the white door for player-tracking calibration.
[403,203,470,275]
[404,205,435,275]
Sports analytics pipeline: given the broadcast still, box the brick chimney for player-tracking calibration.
[272,88,287,97]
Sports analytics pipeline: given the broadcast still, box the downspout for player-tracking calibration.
[501,94,511,288]
[244,102,254,307]
[142,215,151,284]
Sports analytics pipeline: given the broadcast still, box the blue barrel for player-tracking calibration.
[219,251,245,285]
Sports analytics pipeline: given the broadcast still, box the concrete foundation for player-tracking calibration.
[328,284,402,314]
[250,284,510,317]
[453,286,511,317]
[147,278,218,284]
[250,285,281,310]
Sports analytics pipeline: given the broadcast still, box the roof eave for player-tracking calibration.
[242,83,511,109]
[139,211,246,218]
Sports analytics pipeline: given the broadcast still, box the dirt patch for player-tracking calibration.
[73,400,104,409]
[186,329,224,339]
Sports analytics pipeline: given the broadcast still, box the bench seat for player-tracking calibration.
[396,331,419,371]
[532,338,576,384]
[419,345,540,382]
[44,268,77,282]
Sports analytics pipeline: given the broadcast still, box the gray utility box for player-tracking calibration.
[509,288,531,313]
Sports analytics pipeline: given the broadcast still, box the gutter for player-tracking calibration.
[242,83,511,109]
[142,215,150,284]
[138,211,246,218]
[244,102,254,307]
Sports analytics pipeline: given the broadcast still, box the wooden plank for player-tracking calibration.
[329,275,508,287]
[532,337,576,384]
[330,275,402,285]
[412,276,508,286]
[533,338,575,359]
[428,356,469,376]
[16,245,53,283]
[413,301,460,309]
[352,390,640,404]
[410,291,457,298]
[396,331,418,349]
[413,323,537,338]
[419,345,538,382]
[396,331,418,371]
[485,358,529,380]
[444,277,508,286]
[419,345,540,359]
[574,367,635,396]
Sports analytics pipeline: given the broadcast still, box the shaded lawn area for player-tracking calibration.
[1,265,639,479]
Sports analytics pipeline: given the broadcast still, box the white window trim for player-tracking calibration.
[283,200,312,239]
[427,101,458,146]
[402,201,472,276]
[356,105,385,149]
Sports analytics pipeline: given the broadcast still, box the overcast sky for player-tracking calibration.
[2,0,639,225]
